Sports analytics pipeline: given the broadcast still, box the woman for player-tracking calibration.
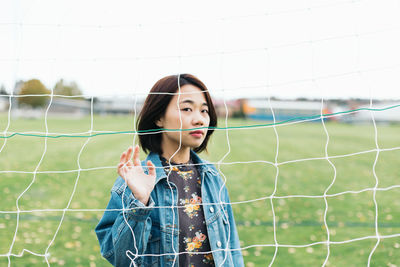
[95,74,244,267]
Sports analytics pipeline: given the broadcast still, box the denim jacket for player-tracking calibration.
[95,149,245,267]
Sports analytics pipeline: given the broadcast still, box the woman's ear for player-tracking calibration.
[155,118,163,128]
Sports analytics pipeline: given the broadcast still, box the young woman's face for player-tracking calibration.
[156,84,210,150]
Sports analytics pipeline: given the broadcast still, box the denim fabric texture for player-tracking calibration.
[95,149,245,267]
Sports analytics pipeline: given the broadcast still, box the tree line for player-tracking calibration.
[0,79,83,108]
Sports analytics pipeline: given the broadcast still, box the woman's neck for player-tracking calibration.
[160,146,191,164]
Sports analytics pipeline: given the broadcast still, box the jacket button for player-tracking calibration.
[209,207,214,213]
[216,241,221,247]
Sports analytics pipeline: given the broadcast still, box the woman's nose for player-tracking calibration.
[193,111,205,126]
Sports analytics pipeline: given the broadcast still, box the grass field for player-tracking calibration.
[0,113,399,266]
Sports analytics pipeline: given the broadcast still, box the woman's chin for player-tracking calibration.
[176,138,204,150]
[192,141,205,149]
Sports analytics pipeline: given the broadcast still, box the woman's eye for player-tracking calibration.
[181,108,208,113]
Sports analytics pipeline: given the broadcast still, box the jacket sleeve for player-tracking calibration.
[223,185,245,267]
[95,177,155,267]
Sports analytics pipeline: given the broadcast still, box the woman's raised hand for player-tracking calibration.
[117,144,156,206]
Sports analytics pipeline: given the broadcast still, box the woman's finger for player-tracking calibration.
[133,144,141,166]
[147,160,155,177]
[125,146,133,163]
[120,152,126,164]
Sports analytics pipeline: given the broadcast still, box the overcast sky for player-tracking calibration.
[1,0,400,100]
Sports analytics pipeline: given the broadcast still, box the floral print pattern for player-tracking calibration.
[183,230,207,253]
[160,155,215,266]
[180,192,202,218]
[203,253,214,264]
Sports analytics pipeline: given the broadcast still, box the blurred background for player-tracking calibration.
[0,0,399,266]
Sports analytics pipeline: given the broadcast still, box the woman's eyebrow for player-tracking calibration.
[179,99,208,106]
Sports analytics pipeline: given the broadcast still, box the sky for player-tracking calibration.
[1,0,400,100]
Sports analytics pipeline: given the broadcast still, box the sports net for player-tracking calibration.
[0,0,400,266]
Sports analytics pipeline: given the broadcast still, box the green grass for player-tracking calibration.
[0,113,399,266]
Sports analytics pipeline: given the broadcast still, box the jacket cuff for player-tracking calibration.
[126,193,155,221]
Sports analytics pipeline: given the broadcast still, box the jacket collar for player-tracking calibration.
[143,149,217,185]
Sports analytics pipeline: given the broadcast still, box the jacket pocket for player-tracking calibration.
[208,206,229,225]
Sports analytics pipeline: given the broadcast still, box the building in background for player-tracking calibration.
[343,102,400,123]
[10,96,146,118]
[93,97,144,115]
[212,98,244,118]
[6,93,398,124]
[242,98,332,122]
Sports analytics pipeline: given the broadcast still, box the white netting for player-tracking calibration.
[1,0,400,266]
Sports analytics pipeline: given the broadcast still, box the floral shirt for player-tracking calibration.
[160,155,215,267]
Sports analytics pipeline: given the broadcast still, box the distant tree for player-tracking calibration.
[0,84,7,95]
[53,79,83,99]
[18,79,50,108]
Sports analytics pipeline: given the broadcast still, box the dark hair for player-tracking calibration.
[137,73,217,155]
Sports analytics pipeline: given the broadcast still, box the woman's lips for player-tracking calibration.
[189,130,203,137]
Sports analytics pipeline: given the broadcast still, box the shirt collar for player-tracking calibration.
[144,149,216,184]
